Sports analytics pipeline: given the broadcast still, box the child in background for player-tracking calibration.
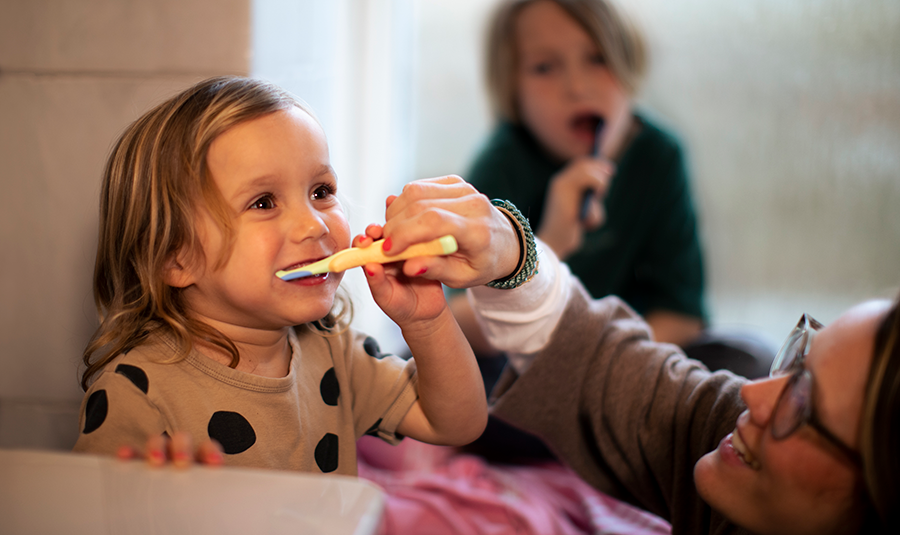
[451,0,711,462]
[73,76,487,475]
[454,0,706,351]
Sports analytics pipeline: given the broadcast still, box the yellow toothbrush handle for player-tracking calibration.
[329,235,458,273]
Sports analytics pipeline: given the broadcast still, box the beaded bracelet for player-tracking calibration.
[486,199,538,290]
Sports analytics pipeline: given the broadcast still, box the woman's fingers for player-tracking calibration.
[378,175,521,287]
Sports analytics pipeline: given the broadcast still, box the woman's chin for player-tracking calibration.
[693,450,719,502]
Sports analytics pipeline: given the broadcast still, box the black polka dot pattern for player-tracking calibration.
[83,390,108,434]
[315,433,339,472]
[320,368,340,406]
[207,411,256,454]
[115,364,149,394]
[363,337,384,359]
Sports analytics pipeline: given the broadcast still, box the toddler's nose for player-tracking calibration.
[289,207,328,242]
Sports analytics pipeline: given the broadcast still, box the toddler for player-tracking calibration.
[74,76,487,475]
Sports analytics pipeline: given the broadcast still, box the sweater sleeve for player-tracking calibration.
[490,278,750,535]
[72,364,168,456]
[342,329,418,444]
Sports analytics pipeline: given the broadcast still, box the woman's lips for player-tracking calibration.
[719,431,761,470]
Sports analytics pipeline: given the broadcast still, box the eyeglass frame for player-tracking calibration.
[768,313,862,466]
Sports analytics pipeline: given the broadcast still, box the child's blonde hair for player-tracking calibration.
[485,0,648,123]
[82,76,350,390]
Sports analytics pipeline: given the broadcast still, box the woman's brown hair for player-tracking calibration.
[81,76,350,390]
[859,296,900,533]
[484,0,647,123]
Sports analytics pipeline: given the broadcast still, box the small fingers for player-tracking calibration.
[117,444,138,461]
[196,439,225,466]
[145,434,168,467]
[169,431,194,468]
[365,223,384,240]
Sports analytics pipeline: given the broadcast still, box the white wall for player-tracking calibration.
[0,0,249,449]
[412,0,900,346]
[251,0,418,355]
[0,0,418,450]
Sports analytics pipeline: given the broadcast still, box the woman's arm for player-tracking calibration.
[484,276,747,533]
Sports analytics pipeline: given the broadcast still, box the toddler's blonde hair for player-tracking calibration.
[82,76,350,389]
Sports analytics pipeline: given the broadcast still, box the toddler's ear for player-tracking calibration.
[162,249,199,288]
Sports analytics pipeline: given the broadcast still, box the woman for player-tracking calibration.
[382,176,897,534]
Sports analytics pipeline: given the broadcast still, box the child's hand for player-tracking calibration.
[116,431,224,468]
[378,175,521,289]
[538,157,614,259]
[354,229,448,328]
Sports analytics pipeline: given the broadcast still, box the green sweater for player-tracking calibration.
[467,115,706,321]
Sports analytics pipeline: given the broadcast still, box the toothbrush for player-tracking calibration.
[277,235,458,281]
[580,117,606,221]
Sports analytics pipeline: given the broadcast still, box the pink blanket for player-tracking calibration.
[358,437,671,535]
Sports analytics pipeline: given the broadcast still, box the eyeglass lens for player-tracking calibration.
[771,369,813,439]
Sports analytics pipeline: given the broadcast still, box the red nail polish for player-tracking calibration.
[416,267,427,276]
[383,237,392,252]
[366,268,375,277]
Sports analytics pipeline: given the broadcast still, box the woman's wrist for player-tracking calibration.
[487,199,538,290]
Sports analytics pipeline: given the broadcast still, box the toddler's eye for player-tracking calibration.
[250,194,276,210]
[311,184,336,201]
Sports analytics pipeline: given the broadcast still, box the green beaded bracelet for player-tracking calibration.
[487,199,538,290]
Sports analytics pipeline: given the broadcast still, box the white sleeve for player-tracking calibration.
[466,239,571,373]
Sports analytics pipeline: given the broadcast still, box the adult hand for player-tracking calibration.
[116,431,224,468]
[538,158,614,259]
[380,175,520,289]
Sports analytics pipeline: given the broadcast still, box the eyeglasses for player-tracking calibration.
[768,313,862,465]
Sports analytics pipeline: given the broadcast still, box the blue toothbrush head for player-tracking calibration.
[278,269,314,281]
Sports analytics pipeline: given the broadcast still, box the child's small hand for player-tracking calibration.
[353,228,448,328]
[539,157,614,259]
[116,431,224,468]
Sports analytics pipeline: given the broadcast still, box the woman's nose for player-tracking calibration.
[740,374,792,428]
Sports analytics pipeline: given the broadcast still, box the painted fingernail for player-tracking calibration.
[149,449,166,465]
[116,445,132,460]
[174,451,191,467]
[366,268,375,277]
[416,267,427,276]
[383,237,392,252]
